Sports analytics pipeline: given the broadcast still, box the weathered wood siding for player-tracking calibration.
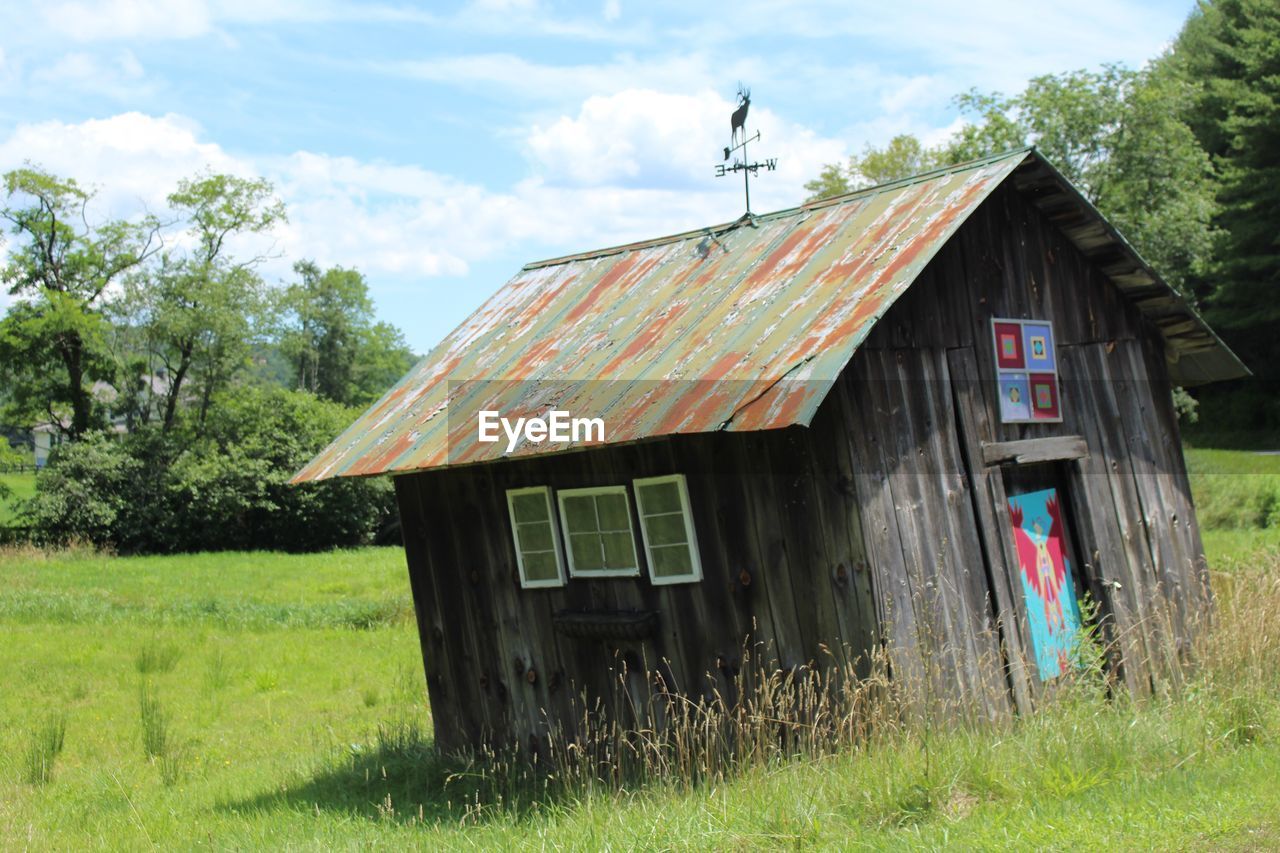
[856,179,1208,705]
[395,177,1209,751]
[394,416,881,753]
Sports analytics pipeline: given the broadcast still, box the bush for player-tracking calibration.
[23,433,140,544]
[23,387,396,553]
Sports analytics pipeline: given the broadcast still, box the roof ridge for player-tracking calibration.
[522,147,1035,271]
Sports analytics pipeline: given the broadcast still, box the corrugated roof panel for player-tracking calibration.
[294,151,1027,481]
[293,147,1245,482]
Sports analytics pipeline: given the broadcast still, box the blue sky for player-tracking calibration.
[0,0,1193,353]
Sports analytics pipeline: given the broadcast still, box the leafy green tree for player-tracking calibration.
[1171,0,1280,386]
[804,135,945,200]
[123,173,285,432]
[24,389,396,553]
[281,261,415,406]
[0,167,160,437]
[805,65,1219,298]
[351,320,417,406]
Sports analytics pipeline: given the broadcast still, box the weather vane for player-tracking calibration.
[716,84,777,217]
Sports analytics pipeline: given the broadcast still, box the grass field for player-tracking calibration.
[0,472,35,526]
[1,456,1278,848]
[1184,448,1280,530]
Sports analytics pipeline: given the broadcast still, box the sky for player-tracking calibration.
[0,0,1194,354]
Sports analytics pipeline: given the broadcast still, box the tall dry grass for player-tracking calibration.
[373,554,1280,823]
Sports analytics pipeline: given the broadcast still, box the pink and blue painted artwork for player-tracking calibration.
[1007,488,1083,680]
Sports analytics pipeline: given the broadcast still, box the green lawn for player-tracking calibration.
[0,454,1278,849]
[1185,448,1280,531]
[0,471,35,525]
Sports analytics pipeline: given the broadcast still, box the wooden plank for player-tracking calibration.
[399,472,487,749]
[671,434,752,700]
[924,348,1012,720]
[843,354,925,694]
[801,379,878,673]
[394,475,465,751]
[735,429,808,670]
[883,347,972,711]
[767,426,846,669]
[1110,340,1193,673]
[1138,334,1212,616]
[1059,343,1161,694]
[945,347,1037,713]
[981,435,1089,467]
[826,376,882,669]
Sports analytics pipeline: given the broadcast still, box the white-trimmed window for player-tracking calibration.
[506,487,566,588]
[557,486,641,578]
[633,474,703,585]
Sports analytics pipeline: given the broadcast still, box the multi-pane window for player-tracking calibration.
[633,474,703,584]
[505,486,565,588]
[556,486,640,577]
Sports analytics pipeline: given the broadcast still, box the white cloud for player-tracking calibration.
[0,103,846,304]
[603,0,621,22]
[381,51,747,104]
[29,50,151,100]
[0,113,242,217]
[42,0,212,42]
[525,88,845,208]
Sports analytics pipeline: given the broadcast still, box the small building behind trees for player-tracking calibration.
[296,148,1246,753]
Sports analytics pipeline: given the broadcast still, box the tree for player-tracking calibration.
[123,172,285,432]
[804,65,1219,298]
[1171,0,1280,388]
[804,135,945,200]
[0,167,160,437]
[280,261,415,406]
[351,320,417,406]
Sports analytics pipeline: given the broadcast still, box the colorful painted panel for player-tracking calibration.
[998,374,1031,422]
[1023,322,1055,370]
[1008,488,1082,680]
[994,322,1025,369]
[992,318,1062,423]
[1029,373,1060,420]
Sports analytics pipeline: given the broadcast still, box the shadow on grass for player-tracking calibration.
[220,720,573,827]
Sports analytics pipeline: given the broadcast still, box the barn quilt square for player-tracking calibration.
[1030,373,1060,420]
[1008,488,1083,680]
[999,374,1031,422]
[994,322,1024,369]
[1023,322,1055,370]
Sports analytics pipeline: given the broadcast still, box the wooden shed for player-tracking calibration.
[295,148,1247,752]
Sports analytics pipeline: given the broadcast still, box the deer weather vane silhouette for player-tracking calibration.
[716,84,777,217]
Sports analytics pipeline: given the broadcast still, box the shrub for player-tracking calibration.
[23,433,140,544]
[23,386,396,553]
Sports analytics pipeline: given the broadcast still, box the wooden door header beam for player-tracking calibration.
[981,436,1089,467]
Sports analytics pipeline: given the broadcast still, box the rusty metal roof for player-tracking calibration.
[293,148,1244,482]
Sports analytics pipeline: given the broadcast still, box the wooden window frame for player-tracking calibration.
[505,486,567,589]
[633,474,704,586]
[556,485,642,579]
